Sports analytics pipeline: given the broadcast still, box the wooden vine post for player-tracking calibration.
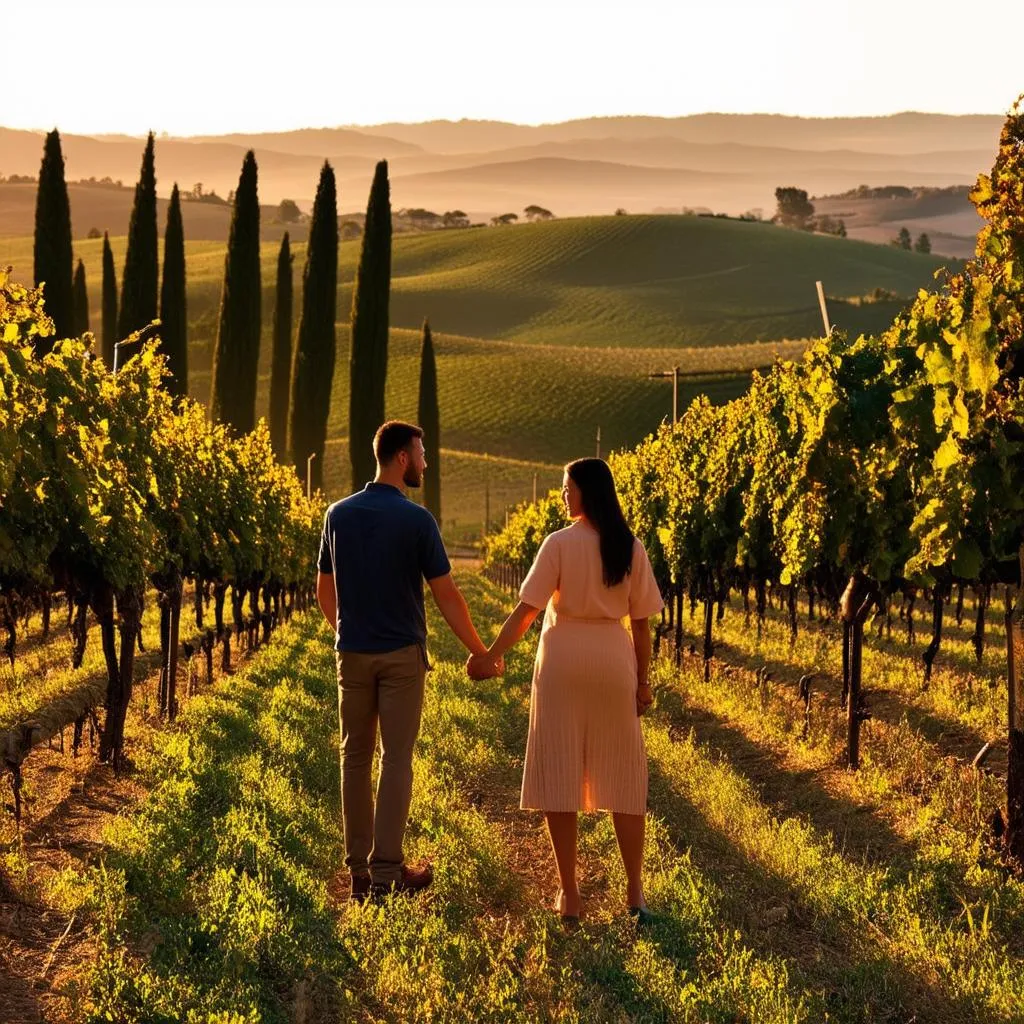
[840,572,875,770]
[1005,550,1024,865]
[165,573,183,721]
[98,586,143,770]
[701,588,714,682]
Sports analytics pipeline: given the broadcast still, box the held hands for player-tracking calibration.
[636,681,654,716]
[466,650,504,681]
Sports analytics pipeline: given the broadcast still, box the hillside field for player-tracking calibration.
[0,215,950,348]
[0,215,951,532]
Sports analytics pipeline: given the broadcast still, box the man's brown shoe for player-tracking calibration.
[350,873,371,903]
[370,862,434,900]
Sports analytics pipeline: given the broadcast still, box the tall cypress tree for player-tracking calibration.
[101,232,118,366]
[72,258,89,336]
[160,183,188,397]
[417,318,441,523]
[348,160,392,488]
[33,129,74,352]
[268,232,293,457]
[118,132,158,339]
[288,163,338,493]
[210,151,261,433]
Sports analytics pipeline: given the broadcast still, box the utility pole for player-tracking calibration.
[649,365,680,424]
[306,453,316,500]
[532,472,538,504]
[113,339,138,372]
[112,322,160,372]
[596,426,601,459]
[815,280,832,338]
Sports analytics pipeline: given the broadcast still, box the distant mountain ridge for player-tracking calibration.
[349,112,1004,154]
[0,112,1003,255]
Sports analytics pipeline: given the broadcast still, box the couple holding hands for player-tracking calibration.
[317,421,663,922]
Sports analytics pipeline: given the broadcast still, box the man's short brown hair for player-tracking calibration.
[373,421,424,465]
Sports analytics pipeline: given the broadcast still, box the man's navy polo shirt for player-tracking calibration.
[317,482,451,654]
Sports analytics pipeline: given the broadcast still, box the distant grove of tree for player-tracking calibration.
[891,226,932,253]
[182,182,231,205]
[0,173,130,188]
[773,187,846,237]
[814,184,972,201]
[387,206,558,231]
[276,198,302,224]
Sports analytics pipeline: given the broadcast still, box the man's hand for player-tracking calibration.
[466,652,504,680]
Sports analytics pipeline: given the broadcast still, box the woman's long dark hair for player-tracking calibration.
[566,458,635,587]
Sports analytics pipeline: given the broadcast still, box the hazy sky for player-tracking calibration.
[10,0,1023,135]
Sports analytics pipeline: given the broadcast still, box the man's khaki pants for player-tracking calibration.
[336,644,426,884]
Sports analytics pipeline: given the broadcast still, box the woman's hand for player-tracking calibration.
[636,682,654,716]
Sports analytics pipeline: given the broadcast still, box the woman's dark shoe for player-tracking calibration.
[370,861,434,900]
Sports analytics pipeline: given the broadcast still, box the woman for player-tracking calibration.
[483,458,663,921]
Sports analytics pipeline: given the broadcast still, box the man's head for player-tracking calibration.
[373,420,426,488]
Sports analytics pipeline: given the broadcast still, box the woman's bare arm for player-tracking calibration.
[631,616,654,715]
[488,601,542,658]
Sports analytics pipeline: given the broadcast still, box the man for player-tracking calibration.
[317,420,502,902]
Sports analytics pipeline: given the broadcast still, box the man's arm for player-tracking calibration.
[427,573,488,656]
[317,571,337,632]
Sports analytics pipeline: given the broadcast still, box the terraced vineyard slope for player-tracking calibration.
[0,215,948,531]
[0,214,952,351]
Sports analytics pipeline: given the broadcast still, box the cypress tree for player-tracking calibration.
[417,318,441,523]
[268,232,293,457]
[210,151,261,433]
[160,183,188,397]
[348,160,392,489]
[288,163,338,492]
[101,232,118,366]
[118,132,159,339]
[72,258,89,336]
[33,129,74,352]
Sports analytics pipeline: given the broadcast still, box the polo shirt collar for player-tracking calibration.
[365,482,403,495]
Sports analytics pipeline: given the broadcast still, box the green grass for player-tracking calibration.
[70,578,808,1022]
[641,590,1024,1021]
[63,572,1024,1022]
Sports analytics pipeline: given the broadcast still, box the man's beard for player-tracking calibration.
[404,465,422,487]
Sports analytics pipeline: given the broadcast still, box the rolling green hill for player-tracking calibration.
[0,214,952,350]
[364,214,950,347]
